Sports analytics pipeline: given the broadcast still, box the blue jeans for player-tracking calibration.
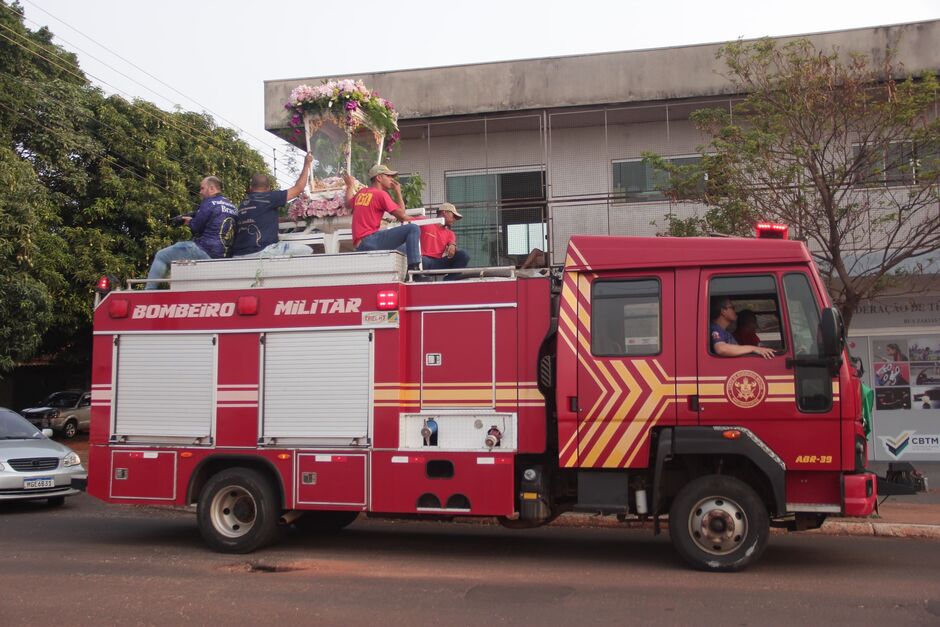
[356,224,421,265]
[234,241,313,259]
[422,249,470,280]
[145,241,210,289]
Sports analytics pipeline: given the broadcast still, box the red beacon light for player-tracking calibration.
[755,222,789,240]
[96,275,111,293]
[376,290,399,310]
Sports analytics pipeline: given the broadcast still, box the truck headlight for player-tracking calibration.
[63,452,81,467]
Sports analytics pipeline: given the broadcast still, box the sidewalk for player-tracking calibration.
[817,487,940,539]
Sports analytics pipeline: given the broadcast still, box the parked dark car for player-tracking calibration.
[21,391,91,439]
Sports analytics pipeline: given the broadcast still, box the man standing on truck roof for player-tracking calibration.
[145,176,237,289]
[344,165,422,272]
[710,298,776,359]
[231,152,314,258]
[420,203,470,280]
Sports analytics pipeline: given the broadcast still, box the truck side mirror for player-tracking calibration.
[819,307,845,360]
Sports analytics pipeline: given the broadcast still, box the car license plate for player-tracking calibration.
[24,477,55,489]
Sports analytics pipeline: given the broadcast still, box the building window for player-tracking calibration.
[591,279,661,357]
[853,141,940,187]
[445,167,546,267]
[612,155,702,202]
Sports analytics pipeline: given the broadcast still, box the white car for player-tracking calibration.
[0,407,86,505]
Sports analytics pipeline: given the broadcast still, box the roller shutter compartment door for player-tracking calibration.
[262,331,371,440]
[114,334,216,438]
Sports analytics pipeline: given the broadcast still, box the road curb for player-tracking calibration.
[815,519,940,539]
[134,503,940,539]
[550,513,940,539]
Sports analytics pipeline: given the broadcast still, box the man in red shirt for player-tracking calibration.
[344,165,421,271]
[420,203,470,280]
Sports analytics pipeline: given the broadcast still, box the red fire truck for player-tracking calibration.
[87,231,876,571]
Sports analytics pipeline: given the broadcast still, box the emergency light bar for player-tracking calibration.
[377,290,398,310]
[755,222,788,240]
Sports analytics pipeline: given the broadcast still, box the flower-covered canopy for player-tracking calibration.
[285,79,401,219]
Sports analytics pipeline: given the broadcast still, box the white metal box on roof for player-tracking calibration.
[168,251,407,290]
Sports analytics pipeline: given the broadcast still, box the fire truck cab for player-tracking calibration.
[88,234,876,571]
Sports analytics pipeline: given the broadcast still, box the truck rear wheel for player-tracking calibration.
[294,510,360,531]
[198,468,281,553]
[668,474,769,572]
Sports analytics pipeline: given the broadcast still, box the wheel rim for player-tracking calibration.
[210,486,257,539]
[687,495,749,556]
[65,423,76,437]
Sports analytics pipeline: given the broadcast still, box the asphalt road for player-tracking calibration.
[1,494,939,626]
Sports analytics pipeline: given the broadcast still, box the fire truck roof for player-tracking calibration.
[565,235,812,271]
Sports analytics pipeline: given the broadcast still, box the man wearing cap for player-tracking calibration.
[344,165,421,271]
[420,203,470,280]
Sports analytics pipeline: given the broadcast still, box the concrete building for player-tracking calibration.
[264,20,940,462]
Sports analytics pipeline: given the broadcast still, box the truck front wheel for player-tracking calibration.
[668,474,769,572]
[198,468,281,553]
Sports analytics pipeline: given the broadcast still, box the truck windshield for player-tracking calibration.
[42,392,80,408]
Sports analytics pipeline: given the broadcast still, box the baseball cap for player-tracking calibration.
[368,164,398,179]
[438,202,463,219]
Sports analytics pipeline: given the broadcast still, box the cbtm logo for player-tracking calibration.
[725,370,767,409]
[880,431,940,459]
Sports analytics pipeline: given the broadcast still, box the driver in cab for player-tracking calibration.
[710,298,776,359]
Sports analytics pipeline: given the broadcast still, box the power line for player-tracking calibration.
[0,97,194,202]
[0,69,222,202]
[0,23,292,188]
[19,0,285,154]
[6,0,290,164]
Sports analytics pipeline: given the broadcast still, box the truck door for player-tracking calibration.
[421,309,495,409]
[575,271,677,468]
[696,270,842,472]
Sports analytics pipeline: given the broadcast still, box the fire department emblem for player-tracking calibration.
[725,370,767,409]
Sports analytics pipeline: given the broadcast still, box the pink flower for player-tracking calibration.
[345,101,358,111]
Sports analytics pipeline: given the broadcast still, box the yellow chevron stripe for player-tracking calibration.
[599,361,673,467]
[559,431,578,460]
[568,241,589,269]
[580,362,636,467]
[623,399,673,467]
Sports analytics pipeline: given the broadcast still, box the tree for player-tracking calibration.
[0,1,269,373]
[646,38,940,328]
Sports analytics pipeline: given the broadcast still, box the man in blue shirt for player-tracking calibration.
[145,176,237,289]
[710,297,776,359]
[231,152,314,257]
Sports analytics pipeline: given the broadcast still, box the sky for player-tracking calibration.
[14,0,940,187]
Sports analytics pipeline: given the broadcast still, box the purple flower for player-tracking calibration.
[345,101,358,111]
[290,114,301,125]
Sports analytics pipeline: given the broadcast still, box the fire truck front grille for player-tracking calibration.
[8,457,59,472]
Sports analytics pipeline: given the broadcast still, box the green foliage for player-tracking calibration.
[647,37,940,327]
[400,173,425,210]
[0,1,269,372]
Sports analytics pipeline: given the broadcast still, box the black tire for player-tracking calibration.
[668,474,769,572]
[293,510,360,531]
[62,420,78,439]
[197,468,281,553]
[47,496,66,507]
